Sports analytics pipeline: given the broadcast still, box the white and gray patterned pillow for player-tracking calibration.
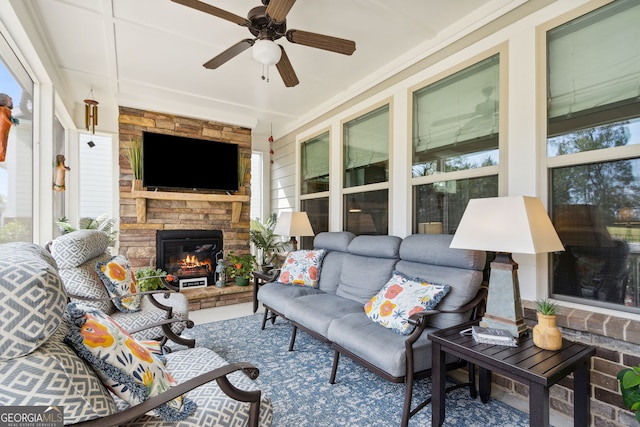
[50,229,110,269]
[0,242,67,361]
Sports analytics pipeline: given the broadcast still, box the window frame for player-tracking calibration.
[408,46,507,235]
[541,0,640,314]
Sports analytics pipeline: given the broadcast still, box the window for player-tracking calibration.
[547,0,640,313]
[0,35,34,243]
[300,198,328,249]
[412,54,501,234]
[412,54,499,173]
[301,131,329,194]
[79,133,113,219]
[414,176,498,235]
[250,152,263,221]
[342,104,390,235]
[343,105,389,188]
[344,190,388,236]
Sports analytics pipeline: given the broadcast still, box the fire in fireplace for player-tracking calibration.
[156,230,223,289]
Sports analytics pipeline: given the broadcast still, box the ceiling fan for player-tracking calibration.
[171,0,356,87]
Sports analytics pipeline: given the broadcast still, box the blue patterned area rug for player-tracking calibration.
[177,314,529,426]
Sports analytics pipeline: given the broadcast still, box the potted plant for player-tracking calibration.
[250,213,287,268]
[124,138,143,192]
[225,252,256,287]
[134,266,173,292]
[617,364,640,422]
[532,298,562,350]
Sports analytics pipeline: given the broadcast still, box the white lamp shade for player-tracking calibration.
[449,196,564,254]
[252,40,282,66]
[273,212,315,237]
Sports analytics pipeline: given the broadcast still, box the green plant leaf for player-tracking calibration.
[623,370,640,389]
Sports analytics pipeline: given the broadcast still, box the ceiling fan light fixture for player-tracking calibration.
[252,39,281,66]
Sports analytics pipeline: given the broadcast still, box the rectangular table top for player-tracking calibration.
[429,321,595,387]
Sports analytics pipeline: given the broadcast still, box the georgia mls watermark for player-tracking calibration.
[0,406,63,427]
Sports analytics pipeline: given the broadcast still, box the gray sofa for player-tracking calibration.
[0,241,273,426]
[257,231,487,427]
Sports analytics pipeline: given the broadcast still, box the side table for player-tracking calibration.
[429,321,595,427]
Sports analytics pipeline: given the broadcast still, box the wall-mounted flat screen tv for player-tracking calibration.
[142,131,239,192]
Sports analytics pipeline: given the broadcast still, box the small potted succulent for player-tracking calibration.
[532,298,562,350]
[225,252,256,287]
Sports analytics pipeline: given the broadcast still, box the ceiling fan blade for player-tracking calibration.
[286,29,356,55]
[276,46,299,87]
[171,0,250,27]
[203,39,254,69]
[266,0,296,22]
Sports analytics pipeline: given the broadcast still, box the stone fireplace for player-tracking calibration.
[118,106,253,309]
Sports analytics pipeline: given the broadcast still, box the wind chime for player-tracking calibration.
[84,89,99,134]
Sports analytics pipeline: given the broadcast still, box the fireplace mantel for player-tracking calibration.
[130,190,249,224]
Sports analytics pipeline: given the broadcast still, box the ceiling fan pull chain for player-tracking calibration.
[261,64,272,83]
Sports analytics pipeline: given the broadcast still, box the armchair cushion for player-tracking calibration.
[278,249,326,288]
[50,229,116,314]
[0,242,67,361]
[364,271,450,335]
[64,302,196,421]
[95,255,141,313]
[0,323,118,423]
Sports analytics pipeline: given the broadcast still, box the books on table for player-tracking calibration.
[471,325,518,347]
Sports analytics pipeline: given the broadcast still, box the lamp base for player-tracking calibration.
[289,236,298,251]
[481,253,528,338]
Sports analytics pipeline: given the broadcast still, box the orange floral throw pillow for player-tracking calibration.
[95,255,141,313]
[64,302,196,421]
[364,271,451,335]
[277,249,326,288]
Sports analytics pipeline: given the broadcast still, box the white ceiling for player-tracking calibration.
[19,0,520,138]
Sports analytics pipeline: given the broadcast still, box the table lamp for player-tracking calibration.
[449,196,564,338]
[273,211,315,251]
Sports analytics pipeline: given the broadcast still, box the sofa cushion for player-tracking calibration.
[0,322,117,423]
[364,271,450,335]
[327,312,438,378]
[313,231,355,252]
[277,249,326,288]
[257,281,325,315]
[96,255,142,312]
[313,232,355,294]
[284,294,364,338]
[65,303,196,421]
[335,236,401,304]
[396,234,486,329]
[0,242,67,361]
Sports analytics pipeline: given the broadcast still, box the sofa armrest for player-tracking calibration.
[68,362,262,427]
[252,269,280,283]
[407,286,488,327]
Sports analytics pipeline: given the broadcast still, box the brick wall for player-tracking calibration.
[490,300,640,426]
[117,106,252,273]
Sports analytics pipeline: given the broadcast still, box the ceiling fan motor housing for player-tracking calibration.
[248,6,286,40]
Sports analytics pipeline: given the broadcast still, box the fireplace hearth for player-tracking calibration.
[156,230,223,289]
